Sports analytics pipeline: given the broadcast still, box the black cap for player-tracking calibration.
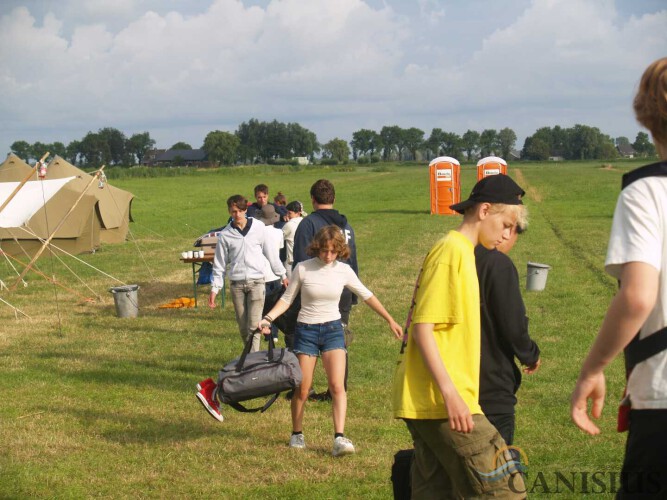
[449,174,525,214]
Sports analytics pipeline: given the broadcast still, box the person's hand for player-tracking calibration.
[208,292,217,309]
[388,320,403,339]
[523,358,541,374]
[257,319,271,334]
[571,371,606,435]
[281,277,289,288]
[443,389,474,433]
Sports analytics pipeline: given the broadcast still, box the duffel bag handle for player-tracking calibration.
[227,393,280,413]
[236,329,278,371]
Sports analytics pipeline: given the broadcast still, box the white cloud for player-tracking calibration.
[0,0,665,154]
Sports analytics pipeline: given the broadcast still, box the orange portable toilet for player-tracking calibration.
[429,156,460,215]
[476,156,508,181]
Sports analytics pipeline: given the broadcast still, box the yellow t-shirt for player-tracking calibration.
[392,230,483,419]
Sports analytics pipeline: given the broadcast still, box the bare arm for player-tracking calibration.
[363,295,403,339]
[412,322,474,433]
[571,261,659,435]
[259,298,291,333]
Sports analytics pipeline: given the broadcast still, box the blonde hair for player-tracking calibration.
[633,57,667,145]
[487,203,526,229]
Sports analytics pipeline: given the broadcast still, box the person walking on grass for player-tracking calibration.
[259,225,403,456]
[207,195,287,353]
[289,179,358,400]
[476,210,540,447]
[571,57,667,498]
[392,174,527,498]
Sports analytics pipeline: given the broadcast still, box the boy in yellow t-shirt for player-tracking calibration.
[393,174,527,498]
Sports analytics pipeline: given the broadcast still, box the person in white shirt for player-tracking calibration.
[208,195,287,353]
[282,200,304,280]
[259,225,403,457]
[571,57,667,497]
[256,203,285,343]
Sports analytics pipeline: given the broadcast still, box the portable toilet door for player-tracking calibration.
[429,156,461,215]
[477,156,508,181]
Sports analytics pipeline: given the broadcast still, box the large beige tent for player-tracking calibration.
[0,154,134,256]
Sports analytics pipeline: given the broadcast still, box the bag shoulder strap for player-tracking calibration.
[399,254,429,354]
[619,162,667,374]
[622,161,667,189]
[624,326,667,374]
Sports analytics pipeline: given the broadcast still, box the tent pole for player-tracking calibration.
[0,152,49,216]
[11,166,105,290]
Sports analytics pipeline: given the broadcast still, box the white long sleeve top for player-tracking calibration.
[263,224,285,282]
[211,218,286,293]
[279,258,373,324]
[282,216,303,265]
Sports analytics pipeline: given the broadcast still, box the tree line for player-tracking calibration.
[9,119,655,168]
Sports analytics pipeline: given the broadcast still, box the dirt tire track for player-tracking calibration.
[514,168,615,292]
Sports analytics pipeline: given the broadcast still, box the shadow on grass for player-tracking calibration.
[65,406,249,444]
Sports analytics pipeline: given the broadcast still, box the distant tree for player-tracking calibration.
[127,132,155,165]
[30,142,49,163]
[598,142,619,160]
[497,127,517,159]
[235,118,262,163]
[615,136,630,146]
[49,141,67,159]
[461,130,480,160]
[203,130,240,165]
[351,129,381,159]
[65,140,81,165]
[261,120,290,160]
[322,138,350,163]
[97,127,128,165]
[380,125,402,161]
[10,140,31,161]
[479,129,498,157]
[441,132,463,159]
[632,131,656,157]
[523,137,550,160]
[286,122,319,158]
[568,124,600,160]
[170,142,192,150]
[401,127,424,160]
[425,128,446,157]
[78,132,108,167]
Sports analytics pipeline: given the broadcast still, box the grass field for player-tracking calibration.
[0,159,647,498]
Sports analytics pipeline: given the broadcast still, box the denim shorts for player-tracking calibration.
[293,319,346,357]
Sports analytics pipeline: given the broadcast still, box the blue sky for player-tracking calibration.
[1,0,665,157]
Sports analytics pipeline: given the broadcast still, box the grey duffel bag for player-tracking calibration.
[215,334,302,413]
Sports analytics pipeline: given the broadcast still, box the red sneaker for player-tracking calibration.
[196,377,216,392]
[196,382,224,422]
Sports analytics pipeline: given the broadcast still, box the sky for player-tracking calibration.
[0,0,665,157]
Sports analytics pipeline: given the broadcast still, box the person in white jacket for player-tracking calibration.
[282,200,305,280]
[208,195,287,353]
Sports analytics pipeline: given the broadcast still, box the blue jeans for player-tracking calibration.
[293,320,346,357]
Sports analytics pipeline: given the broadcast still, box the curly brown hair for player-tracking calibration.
[306,225,350,260]
[634,57,667,145]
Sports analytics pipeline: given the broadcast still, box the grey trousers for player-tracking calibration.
[229,279,265,352]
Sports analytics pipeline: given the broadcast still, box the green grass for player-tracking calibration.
[0,160,647,498]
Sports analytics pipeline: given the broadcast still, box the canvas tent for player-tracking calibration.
[0,154,134,256]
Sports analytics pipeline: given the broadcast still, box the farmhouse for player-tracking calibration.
[616,143,636,158]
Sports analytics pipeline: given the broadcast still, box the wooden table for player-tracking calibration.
[180,255,224,308]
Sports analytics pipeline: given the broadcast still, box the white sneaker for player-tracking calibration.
[289,433,306,449]
[332,436,355,457]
